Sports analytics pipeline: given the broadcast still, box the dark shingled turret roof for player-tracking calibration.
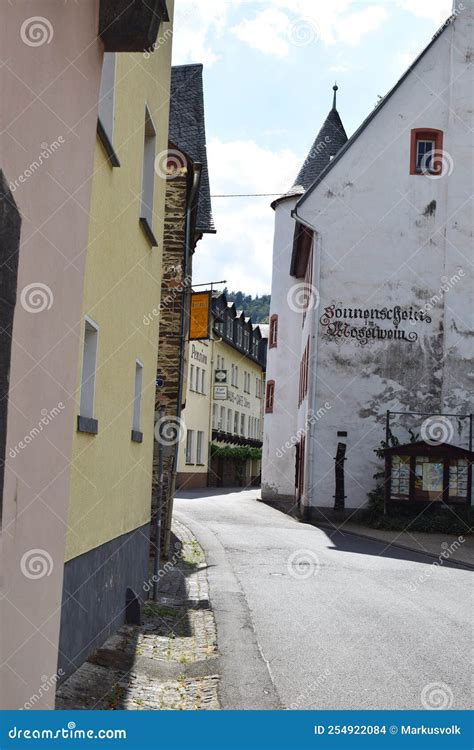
[292,85,348,191]
[169,64,215,234]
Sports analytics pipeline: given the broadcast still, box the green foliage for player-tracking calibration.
[210,443,262,462]
[223,288,270,323]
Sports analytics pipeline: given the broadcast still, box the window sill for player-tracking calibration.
[77,416,98,435]
[131,430,143,443]
[185,462,195,466]
[196,463,206,467]
[97,119,120,168]
[139,217,159,247]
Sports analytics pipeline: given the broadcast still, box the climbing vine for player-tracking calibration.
[210,443,262,462]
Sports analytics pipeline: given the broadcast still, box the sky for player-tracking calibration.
[171,0,454,296]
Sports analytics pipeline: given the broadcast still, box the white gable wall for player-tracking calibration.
[296,12,473,510]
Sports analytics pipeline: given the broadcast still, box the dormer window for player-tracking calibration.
[410,129,444,175]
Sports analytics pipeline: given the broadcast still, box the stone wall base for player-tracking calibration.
[58,523,150,680]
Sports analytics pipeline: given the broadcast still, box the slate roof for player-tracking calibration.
[169,64,215,233]
[292,102,348,191]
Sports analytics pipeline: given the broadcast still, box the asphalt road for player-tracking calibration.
[174,488,472,711]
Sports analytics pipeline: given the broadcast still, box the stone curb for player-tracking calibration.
[315,522,474,571]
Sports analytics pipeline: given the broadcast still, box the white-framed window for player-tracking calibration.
[80,317,99,419]
[212,403,218,429]
[132,359,143,432]
[98,53,116,148]
[185,429,194,464]
[234,411,239,434]
[217,355,221,369]
[196,431,204,464]
[220,406,225,430]
[140,106,156,231]
[190,364,194,391]
[200,369,205,394]
[195,366,200,392]
[240,414,245,436]
[227,408,232,433]
[416,139,436,172]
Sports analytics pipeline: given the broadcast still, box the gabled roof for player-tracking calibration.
[169,64,215,234]
[295,15,455,211]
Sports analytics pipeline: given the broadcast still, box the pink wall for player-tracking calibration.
[0,1,103,709]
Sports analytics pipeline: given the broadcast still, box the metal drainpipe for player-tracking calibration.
[163,163,202,556]
[291,207,321,519]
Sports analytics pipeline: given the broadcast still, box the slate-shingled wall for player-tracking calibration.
[152,170,190,556]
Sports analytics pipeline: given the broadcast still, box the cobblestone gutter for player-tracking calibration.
[56,521,220,710]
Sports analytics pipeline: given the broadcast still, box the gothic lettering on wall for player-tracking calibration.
[319,305,431,344]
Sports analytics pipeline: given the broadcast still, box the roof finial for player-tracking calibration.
[332,82,338,110]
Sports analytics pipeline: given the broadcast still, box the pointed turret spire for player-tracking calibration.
[291,86,348,192]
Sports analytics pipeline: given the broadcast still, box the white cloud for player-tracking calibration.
[337,6,389,46]
[232,8,293,58]
[192,138,302,295]
[172,1,453,67]
[396,0,452,23]
[171,0,230,66]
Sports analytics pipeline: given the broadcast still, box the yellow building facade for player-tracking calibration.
[59,9,174,677]
[177,293,267,489]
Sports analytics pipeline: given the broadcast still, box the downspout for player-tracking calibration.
[291,206,321,519]
[163,162,202,556]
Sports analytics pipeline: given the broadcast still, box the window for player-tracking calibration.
[265,380,275,414]
[212,404,218,429]
[225,315,233,338]
[97,53,118,164]
[140,106,157,241]
[243,329,250,351]
[234,411,239,434]
[217,355,221,369]
[256,377,261,398]
[195,366,200,392]
[269,314,278,348]
[132,360,143,439]
[185,430,194,464]
[227,409,232,433]
[200,369,205,394]
[190,364,194,391]
[78,317,99,433]
[410,128,444,175]
[196,431,204,464]
[220,406,225,430]
[240,414,245,436]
